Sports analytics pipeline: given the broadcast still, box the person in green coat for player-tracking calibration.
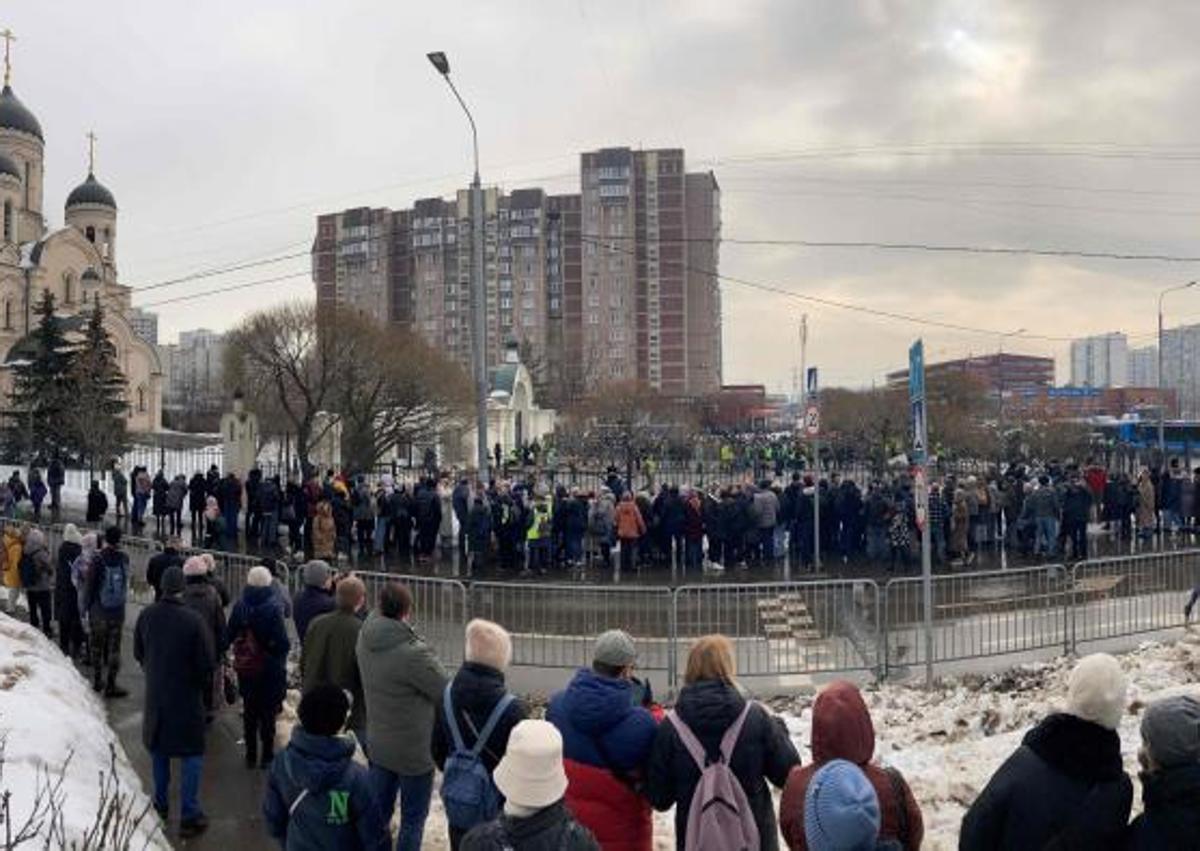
[302,576,367,748]
[356,581,448,851]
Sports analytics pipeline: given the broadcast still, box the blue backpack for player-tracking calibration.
[98,555,129,613]
[440,683,515,831]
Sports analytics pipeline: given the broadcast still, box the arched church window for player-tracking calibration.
[63,272,74,305]
[85,225,96,243]
[137,386,147,413]
[2,200,10,242]
[23,162,30,209]
[2,300,10,330]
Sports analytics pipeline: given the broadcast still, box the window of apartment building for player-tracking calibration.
[549,297,560,312]
[522,312,535,327]
[501,296,513,309]
[522,295,534,309]
[587,313,599,325]
[587,293,600,307]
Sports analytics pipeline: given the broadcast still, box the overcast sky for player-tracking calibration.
[10,1,1200,391]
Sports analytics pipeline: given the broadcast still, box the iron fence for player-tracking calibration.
[3,517,1200,692]
[673,580,882,680]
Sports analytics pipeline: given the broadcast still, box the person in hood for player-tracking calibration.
[264,684,389,851]
[1126,695,1200,850]
[461,720,600,851]
[225,566,290,769]
[780,681,922,850]
[546,630,659,851]
[803,760,902,851]
[134,565,216,838]
[203,496,225,550]
[432,619,527,850]
[146,536,184,602]
[86,479,109,523]
[959,653,1132,850]
[355,581,447,851]
[21,527,53,636]
[293,560,335,643]
[54,524,85,659]
[647,634,799,851]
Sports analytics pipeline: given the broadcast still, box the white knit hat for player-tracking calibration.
[62,523,82,545]
[246,566,273,588]
[1067,653,1128,731]
[493,720,568,809]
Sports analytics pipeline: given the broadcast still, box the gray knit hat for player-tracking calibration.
[303,560,331,588]
[593,629,637,668]
[1142,695,1200,769]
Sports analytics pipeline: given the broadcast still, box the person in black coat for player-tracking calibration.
[1126,696,1200,851]
[225,566,290,769]
[145,538,184,602]
[85,480,108,523]
[187,472,207,535]
[151,469,169,534]
[54,524,84,660]
[432,620,528,850]
[134,566,216,837]
[647,635,799,851]
[466,497,494,572]
[960,653,1132,851]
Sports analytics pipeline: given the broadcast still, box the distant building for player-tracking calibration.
[1013,385,1177,419]
[1127,345,1158,388]
[1161,323,1200,418]
[160,328,225,426]
[313,146,721,398]
[887,352,1055,398]
[1069,332,1127,388]
[128,307,158,346]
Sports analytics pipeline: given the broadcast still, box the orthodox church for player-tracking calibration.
[0,33,161,433]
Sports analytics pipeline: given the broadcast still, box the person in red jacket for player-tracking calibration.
[779,680,923,851]
[546,630,660,851]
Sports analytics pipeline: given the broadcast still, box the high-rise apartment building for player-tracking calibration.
[1069,332,1128,388]
[1127,345,1159,389]
[1161,323,1200,418]
[129,307,159,347]
[312,146,721,399]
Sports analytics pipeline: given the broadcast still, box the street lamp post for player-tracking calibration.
[428,51,489,480]
[996,328,1025,471]
[1158,281,1196,461]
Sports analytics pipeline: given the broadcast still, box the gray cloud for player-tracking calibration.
[9,0,1200,392]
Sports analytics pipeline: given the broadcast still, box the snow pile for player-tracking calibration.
[775,634,1200,850]
[0,614,167,849]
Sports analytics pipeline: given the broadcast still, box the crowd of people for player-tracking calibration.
[1,512,1199,848]
[6,455,1200,581]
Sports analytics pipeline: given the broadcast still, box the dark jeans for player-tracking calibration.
[527,539,550,573]
[1063,520,1087,560]
[90,616,123,687]
[619,538,638,574]
[242,699,277,764]
[356,519,374,554]
[685,538,703,572]
[56,595,84,658]
[152,754,203,821]
[262,512,279,550]
[26,589,52,636]
[368,765,433,851]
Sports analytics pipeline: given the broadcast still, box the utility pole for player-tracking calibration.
[1158,282,1196,462]
[909,339,932,688]
[429,51,490,479]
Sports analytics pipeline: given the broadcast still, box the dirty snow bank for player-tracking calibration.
[0,614,167,848]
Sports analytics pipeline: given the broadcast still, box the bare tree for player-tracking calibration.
[224,303,349,474]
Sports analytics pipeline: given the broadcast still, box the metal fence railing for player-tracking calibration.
[674,580,882,680]
[3,517,1199,692]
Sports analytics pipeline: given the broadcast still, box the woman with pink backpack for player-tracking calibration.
[647,635,799,850]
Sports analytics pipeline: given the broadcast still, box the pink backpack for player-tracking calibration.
[668,702,761,851]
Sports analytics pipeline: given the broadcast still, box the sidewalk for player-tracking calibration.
[108,604,273,849]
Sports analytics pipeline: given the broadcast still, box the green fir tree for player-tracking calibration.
[3,290,75,461]
[65,297,129,471]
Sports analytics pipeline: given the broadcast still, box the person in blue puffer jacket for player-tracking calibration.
[264,684,388,850]
[546,630,659,851]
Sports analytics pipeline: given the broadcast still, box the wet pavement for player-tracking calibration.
[108,603,274,850]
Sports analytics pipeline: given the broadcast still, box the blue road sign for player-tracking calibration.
[909,340,925,402]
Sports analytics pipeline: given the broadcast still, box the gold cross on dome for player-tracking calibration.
[0,28,15,87]
[87,130,97,173]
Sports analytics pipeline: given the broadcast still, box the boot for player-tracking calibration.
[104,675,129,699]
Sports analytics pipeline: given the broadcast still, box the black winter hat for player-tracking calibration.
[298,685,350,737]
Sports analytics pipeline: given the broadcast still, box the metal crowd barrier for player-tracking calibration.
[673,580,882,681]
[3,517,1200,690]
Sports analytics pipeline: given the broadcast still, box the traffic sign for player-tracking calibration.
[913,466,927,530]
[804,405,820,437]
[911,397,927,463]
